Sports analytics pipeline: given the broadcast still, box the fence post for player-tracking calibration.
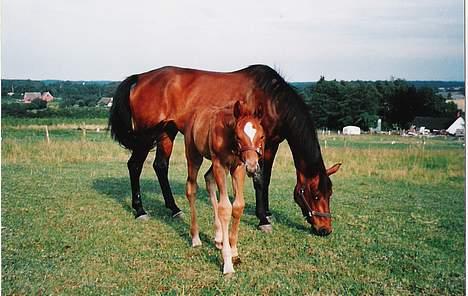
[45,125,50,144]
[82,122,86,140]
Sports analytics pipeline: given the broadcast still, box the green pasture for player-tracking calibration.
[2,120,465,295]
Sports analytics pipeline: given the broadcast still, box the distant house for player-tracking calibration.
[41,92,54,102]
[411,116,453,132]
[447,117,465,136]
[97,97,113,107]
[23,92,41,103]
[23,91,54,103]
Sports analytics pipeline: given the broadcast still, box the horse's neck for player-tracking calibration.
[288,137,325,177]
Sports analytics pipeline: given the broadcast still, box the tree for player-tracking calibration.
[29,98,47,109]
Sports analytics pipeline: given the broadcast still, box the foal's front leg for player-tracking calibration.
[230,164,246,265]
[212,159,234,274]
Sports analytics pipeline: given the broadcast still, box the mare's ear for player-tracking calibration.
[326,163,342,176]
[255,104,264,118]
[233,101,242,119]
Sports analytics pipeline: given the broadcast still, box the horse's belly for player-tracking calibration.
[192,116,212,159]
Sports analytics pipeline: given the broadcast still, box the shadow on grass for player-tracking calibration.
[92,176,311,244]
[242,200,311,233]
[92,176,219,246]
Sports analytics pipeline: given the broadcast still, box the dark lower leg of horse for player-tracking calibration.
[154,154,181,217]
[253,173,271,230]
[261,145,278,218]
[261,162,273,219]
[128,149,150,219]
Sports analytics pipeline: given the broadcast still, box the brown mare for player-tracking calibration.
[109,65,340,236]
[184,100,264,274]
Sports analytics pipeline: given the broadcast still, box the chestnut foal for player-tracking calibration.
[184,101,264,275]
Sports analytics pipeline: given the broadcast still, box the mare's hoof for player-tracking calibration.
[172,211,184,219]
[136,214,150,221]
[258,224,273,233]
[232,256,242,265]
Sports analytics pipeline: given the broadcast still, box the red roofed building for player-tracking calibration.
[23,91,54,103]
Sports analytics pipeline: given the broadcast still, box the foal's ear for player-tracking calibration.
[233,100,242,119]
[326,163,342,176]
[254,104,264,118]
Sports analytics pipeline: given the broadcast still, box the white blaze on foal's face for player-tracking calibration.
[243,121,256,144]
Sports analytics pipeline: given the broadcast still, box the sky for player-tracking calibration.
[1,0,465,81]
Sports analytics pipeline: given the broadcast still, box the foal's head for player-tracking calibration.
[233,101,265,177]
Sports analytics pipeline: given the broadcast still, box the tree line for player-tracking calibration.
[2,79,119,107]
[2,78,463,129]
[297,77,461,130]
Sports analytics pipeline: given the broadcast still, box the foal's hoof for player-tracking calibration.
[136,214,150,221]
[232,256,242,265]
[172,211,184,219]
[192,236,202,247]
[258,224,273,233]
[223,272,235,279]
[223,265,235,276]
[215,240,223,250]
[266,215,273,223]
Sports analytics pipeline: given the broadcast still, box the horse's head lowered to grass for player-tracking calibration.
[294,163,341,236]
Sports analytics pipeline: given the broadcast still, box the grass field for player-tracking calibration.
[2,119,465,295]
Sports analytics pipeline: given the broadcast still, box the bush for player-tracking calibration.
[29,98,48,110]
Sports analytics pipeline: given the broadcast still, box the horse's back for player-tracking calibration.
[129,66,254,132]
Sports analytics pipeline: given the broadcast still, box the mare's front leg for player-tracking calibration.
[153,131,182,218]
[254,143,279,232]
[230,164,246,265]
[128,147,150,220]
[212,159,234,275]
[185,147,203,247]
[204,166,223,250]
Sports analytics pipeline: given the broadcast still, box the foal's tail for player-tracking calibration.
[108,74,138,150]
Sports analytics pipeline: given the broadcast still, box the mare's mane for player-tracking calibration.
[243,65,329,191]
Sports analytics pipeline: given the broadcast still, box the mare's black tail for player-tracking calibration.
[108,75,138,150]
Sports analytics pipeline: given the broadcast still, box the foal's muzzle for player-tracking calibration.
[246,162,260,178]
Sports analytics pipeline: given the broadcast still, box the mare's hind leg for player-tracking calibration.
[128,147,151,220]
[230,165,245,265]
[185,147,203,247]
[204,166,223,250]
[153,130,182,218]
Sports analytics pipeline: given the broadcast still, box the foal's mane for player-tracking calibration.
[243,65,326,177]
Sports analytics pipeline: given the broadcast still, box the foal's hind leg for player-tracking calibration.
[153,131,182,218]
[185,149,203,247]
[128,147,151,220]
[204,166,223,250]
